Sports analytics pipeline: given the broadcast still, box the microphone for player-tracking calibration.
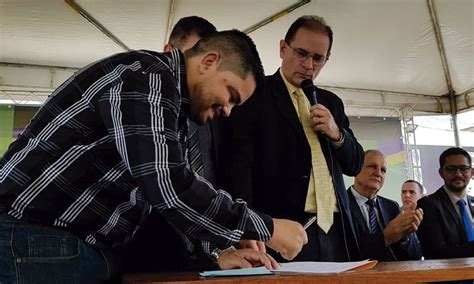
[301,79,318,106]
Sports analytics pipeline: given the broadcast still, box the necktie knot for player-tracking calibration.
[366,199,376,208]
[457,199,466,207]
[294,89,303,97]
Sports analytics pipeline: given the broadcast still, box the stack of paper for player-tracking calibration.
[274,259,377,274]
[200,259,377,277]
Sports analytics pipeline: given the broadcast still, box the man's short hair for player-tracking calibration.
[439,147,472,169]
[284,15,334,57]
[403,180,424,195]
[168,16,217,50]
[364,149,385,158]
[185,29,264,92]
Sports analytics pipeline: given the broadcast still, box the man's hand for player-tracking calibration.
[239,240,266,253]
[217,248,280,270]
[402,201,417,211]
[383,208,424,246]
[309,104,341,141]
[266,218,308,260]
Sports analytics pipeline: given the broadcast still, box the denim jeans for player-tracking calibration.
[0,214,118,284]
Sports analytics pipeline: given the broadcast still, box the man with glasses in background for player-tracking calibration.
[417,147,474,259]
[221,15,364,261]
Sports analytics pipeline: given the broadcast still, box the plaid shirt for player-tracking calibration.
[0,49,272,249]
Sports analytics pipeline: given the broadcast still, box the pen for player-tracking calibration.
[303,216,317,230]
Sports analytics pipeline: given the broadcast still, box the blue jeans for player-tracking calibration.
[0,214,118,284]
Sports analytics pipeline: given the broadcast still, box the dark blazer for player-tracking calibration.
[221,70,364,260]
[417,187,474,259]
[347,188,422,261]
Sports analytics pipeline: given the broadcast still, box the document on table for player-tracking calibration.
[273,259,377,274]
[200,259,377,277]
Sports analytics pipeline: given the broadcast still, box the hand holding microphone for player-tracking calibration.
[301,79,342,142]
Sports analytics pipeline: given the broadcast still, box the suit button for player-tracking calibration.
[302,175,308,179]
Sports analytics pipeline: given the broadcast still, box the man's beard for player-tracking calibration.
[446,178,467,192]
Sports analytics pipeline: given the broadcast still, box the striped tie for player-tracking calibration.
[457,199,474,241]
[366,199,379,235]
[294,89,336,233]
[187,121,203,175]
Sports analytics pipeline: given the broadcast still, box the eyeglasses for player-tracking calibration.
[285,41,327,66]
[443,165,472,174]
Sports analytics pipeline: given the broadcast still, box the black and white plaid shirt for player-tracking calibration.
[0,49,272,249]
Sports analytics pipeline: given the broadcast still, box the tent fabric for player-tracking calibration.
[0,0,472,117]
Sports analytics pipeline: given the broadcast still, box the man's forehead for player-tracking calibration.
[444,154,470,165]
[365,153,386,165]
[402,183,418,190]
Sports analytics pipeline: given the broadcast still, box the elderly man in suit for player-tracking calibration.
[347,149,423,261]
[417,147,474,259]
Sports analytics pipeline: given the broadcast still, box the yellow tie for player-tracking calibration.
[294,89,336,233]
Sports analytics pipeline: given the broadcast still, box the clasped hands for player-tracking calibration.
[384,205,424,246]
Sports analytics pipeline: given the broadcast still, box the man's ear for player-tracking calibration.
[198,51,220,73]
[279,40,286,59]
[326,51,331,62]
[164,43,173,52]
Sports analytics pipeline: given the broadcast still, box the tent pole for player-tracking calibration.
[64,0,129,51]
[427,0,459,146]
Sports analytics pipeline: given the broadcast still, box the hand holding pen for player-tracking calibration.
[266,218,308,260]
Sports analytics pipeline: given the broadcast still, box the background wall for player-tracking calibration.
[0,105,39,156]
[0,105,15,155]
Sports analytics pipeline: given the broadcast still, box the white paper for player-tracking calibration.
[272,259,372,274]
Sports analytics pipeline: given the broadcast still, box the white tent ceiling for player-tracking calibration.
[0,0,473,118]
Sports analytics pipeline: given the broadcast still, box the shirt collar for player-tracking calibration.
[351,185,377,207]
[279,68,300,95]
[443,185,467,206]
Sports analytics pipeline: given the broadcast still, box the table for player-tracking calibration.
[123,257,474,283]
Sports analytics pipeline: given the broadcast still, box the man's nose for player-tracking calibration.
[302,56,315,69]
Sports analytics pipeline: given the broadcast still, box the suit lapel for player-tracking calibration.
[347,189,370,234]
[270,71,307,144]
[438,188,465,234]
[375,198,390,229]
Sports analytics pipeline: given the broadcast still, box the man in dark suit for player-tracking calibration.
[417,147,474,259]
[347,149,422,261]
[222,15,364,261]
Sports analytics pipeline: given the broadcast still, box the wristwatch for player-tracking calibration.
[210,246,236,262]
